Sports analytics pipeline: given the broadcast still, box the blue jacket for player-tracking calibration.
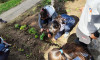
[55,14,75,40]
[38,12,57,28]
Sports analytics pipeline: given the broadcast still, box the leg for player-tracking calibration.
[54,30,65,40]
[75,28,91,47]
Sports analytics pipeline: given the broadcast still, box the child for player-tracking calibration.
[48,43,94,60]
[0,37,10,60]
[38,5,57,33]
[52,14,75,41]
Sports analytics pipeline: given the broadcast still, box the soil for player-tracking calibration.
[0,0,87,60]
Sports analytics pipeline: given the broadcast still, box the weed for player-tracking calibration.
[26,53,32,59]
[18,48,24,52]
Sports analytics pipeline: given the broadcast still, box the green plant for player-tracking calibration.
[35,34,39,38]
[26,53,32,59]
[15,24,20,29]
[20,25,27,30]
[18,48,24,52]
[28,27,37,35]
[40,33,45,40]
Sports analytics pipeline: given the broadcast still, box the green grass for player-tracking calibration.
[0,0,21,14]
[41,0,51,6]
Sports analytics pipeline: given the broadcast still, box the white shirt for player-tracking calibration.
[78,0,100,36]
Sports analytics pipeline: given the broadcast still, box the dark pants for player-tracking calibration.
[75,38,87,47]
[0,50,10,60]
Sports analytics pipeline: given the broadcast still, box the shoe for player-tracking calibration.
[3,20,7,23]
[64,32,69,38]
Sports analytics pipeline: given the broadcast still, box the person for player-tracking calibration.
[75,0,100,47]
[0,37,11,60]
[38,5,57,33]
[0,18,7,23]
[52,14,75,41]
[75,0,100,59]
[48,43,94,60]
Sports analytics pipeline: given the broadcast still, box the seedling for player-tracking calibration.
[40,33,45,40]
[15,24,20,29]
[20,25,27,30]
[28,27,37,35]
[18,48,24,52]
[35,34,39,38]
[26,53,32,59]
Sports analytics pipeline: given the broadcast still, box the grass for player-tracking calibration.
[41,0,51,6]
[0,0,22,14]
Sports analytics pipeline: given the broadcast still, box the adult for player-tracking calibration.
[75,0,100,59]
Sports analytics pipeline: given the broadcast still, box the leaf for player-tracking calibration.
[15,24,20,29]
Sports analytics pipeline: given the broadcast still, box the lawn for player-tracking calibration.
[0,0,22,14]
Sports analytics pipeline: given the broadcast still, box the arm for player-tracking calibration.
[52,12,57,19]
[54,30,64,40]
[38,14,43,29]
[88,15,100,39]
[0,37,9,46]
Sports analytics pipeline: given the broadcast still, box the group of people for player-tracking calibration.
[0,0,100,60]
[38,5,75,41]
[38,0,100,60]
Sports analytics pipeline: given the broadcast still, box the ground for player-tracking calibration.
[0,0,88,60]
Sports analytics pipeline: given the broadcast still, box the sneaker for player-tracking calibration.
[64,32,69,38]
[2,20,7,23]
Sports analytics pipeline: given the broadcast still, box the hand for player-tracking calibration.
[52,38,57,44]
[90,33,97,39]
[40,28,44,32]
[79,7,84,12]
[46,29,49,33]
[48,33,51,38]
[52,38,56,42]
